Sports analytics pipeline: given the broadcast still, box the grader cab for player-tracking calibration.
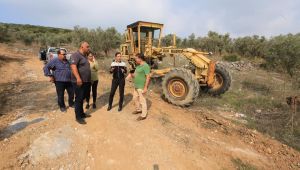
[120,21,231,107]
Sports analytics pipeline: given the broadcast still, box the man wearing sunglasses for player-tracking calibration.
[43,49,74,113]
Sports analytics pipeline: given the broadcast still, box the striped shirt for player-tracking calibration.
[43,58,71,82]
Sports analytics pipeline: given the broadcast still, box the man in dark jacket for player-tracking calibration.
[43,49,74,112]
[107,52,127,112]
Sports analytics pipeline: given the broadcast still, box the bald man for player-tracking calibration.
[70,42,91,124]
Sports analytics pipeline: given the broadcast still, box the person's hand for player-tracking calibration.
[126,74,132,81]
[49,77,55,83]
[142,88,148,94]
[76,78,83,86]
[111,67,115,71]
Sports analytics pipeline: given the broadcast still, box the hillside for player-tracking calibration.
[0,41,299,169]
[0,22,299,169]
[0,23,71,34]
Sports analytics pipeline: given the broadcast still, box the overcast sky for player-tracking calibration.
[1,0,299,37]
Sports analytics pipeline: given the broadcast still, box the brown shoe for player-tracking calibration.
[132,110,142,115]
[136,116,146,121]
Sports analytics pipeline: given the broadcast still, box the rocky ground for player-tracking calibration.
[0,43,299,170]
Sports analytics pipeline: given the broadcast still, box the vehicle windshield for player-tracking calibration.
[49,48,66,53]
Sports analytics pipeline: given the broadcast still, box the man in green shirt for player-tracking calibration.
[127,53,151,121]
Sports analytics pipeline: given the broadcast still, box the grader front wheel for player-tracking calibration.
[203,65,231,95]
[162,68,200,107]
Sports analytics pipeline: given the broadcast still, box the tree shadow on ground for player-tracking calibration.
[111,93,133,109]
[109,93,152,110]
[0,80,58,140]
[0,81,57,116]
[87,91,152,115]
[0,55,27,67]
[0,117,45,140]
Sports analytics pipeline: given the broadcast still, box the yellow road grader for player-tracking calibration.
[120,21,231,107]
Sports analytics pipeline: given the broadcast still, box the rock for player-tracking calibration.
[4,138,9,142]
[235,113,246,118]
[19,125,73,165]
[255,109,262,114]
[266,148,272,154]
[218,61,254,71]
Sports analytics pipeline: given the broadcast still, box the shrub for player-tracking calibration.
[22,33,35,46]
[223,54,241,62]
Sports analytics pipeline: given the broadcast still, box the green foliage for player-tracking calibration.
[0,25,12,43]
[241,80,271,95]
[161,34,182,47]
[223,54,241,62]
[101,27,122,56]
[22,33,35,46]
[233,35,267,58]
[198,31,232,55]
[1,23,122,56]
[71,26,121,55]
[72,25,91,46]
[173,32,299,79]
[0,22,72,46]
[264,34,300,77]
[1,22,299,76]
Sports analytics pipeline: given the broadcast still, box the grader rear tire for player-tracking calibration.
[162,68,199,107]
[202,64,231,95]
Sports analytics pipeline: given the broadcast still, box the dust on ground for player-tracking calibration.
[0,43,299,170]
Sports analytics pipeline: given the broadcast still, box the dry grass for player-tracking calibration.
[231,158,257,170]
[97,54,300,151]
[195,68,300,150]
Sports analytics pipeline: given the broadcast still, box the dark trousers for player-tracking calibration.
[86,80,99,104]
[55,81,74,108]
[108,78,125,108]
[73,82,91,119]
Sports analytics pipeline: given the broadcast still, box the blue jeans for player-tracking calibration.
[72,82,91,119]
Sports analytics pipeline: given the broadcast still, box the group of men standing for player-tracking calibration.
[43,41,151,124]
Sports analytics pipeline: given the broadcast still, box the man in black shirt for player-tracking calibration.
[107,52,127,112]
[70,42,91,124]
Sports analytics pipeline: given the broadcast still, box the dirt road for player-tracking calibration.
[0,43,299,170]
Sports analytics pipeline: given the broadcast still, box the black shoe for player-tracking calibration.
[92,103,96,109]
[118,107,122,112]
[136,116,146,121]
[132,110,142,114]
[81,113,91,118]
[76,118,86,124]
[60,107,67,112]
[85,104,90,109]
[107,105,112,111]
